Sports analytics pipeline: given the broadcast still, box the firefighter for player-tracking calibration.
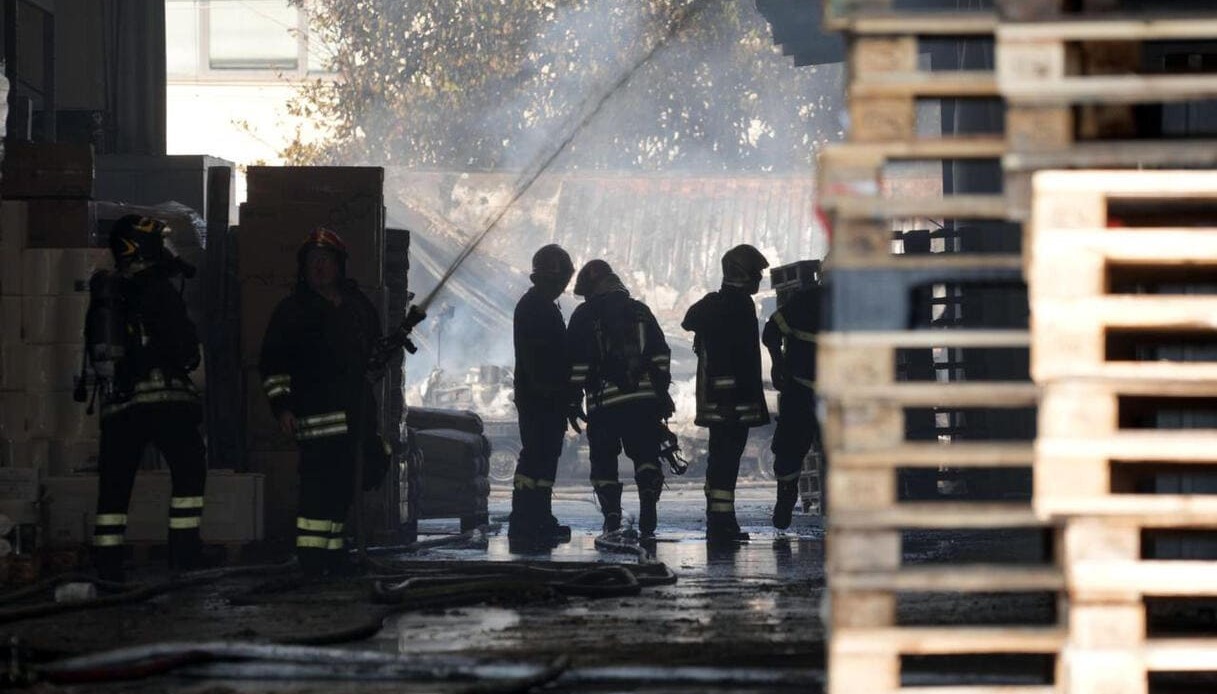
[682,244,771,544]
[87,214,206,582]
[567,260,672,539]
[509,244,576,548]
[762,282,822,530]
[259,228,390,575]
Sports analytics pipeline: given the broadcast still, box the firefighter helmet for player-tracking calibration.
[297,227,348,269]
[721,244,769,291]
[109,214,169,266]
[573,259,613,298]
[530,244,574,283]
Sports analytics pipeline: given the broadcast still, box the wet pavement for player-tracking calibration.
[6,482,828,693]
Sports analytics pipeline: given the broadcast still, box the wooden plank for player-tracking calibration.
[1041,433,1217,462]
[833,626,1067,654]
[1001,18,1217,42]
[836,443,1034,469]
[834,565,1064,592]
[1008,139,1217,169]
[1032,169,1217,197]
[845,14,998,36]
[1073,560,1217,598]
[828,250,1026,270]
[892,688,1057,694]
[830,468,897,514]
[832,502,1047,529]
[1144,638,1217,672]
[851,73,1000,98]
[820,331,1032,350]
[829,529,901,574]
[1060,649,1148,694]
[1039,496,1217,521]
[828,382,1039,406]
[831,590,897,630]
[831,194,1010,221]
[827,398,1036,454]
[1039,380,1217,441]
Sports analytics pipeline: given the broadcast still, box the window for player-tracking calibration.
[209,0,299,70]
[166,0,334,78]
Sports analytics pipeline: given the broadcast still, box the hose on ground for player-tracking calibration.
[0,561,297,627]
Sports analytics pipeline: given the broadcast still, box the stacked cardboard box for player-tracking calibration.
[238,166,386,540]
[0,199,106,479]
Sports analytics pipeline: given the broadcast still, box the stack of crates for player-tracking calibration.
[819,2,1059,691]
[1005,2,1217,691]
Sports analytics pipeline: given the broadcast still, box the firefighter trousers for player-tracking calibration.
[513,402,564,491]
[705,423,750,522]
[295,434,357,573]
[94,402,206,578]
[771,384,819,482]
[587,402,664,519]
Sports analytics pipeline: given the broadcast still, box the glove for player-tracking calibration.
[567,402,588,434]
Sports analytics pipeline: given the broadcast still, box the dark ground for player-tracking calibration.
[2,483,828,693]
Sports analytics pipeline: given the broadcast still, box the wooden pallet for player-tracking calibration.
[1037,379,1217,518]
[819,141,1010,224]
[1028,169,1217,380]
[843,28,1003,143]
[1054,516,1217,693]
[997,20,1217,105]
[825,0,996,33]
[823,266,1027,331]
[817,330,1031,397]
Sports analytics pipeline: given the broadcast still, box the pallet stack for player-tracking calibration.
[1003,3,1217,692]
[237,166,386,542]
[1030,170,1217,693]
[819,2,1060,692]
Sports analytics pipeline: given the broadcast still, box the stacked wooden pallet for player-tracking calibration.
[997,0,1217,221]
[1031,170,1217,693]
[819,2,1061,692]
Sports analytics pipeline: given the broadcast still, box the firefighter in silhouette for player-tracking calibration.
[682,244,771,544]
[84,214,206,581]
[567,260,673,538]
[762,282,822,530]
[259,228,391,575]
[509,244,576,548]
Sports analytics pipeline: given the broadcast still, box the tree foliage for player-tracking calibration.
[285,0,840,172]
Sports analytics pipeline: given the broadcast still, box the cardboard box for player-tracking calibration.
[44,470,264,544]
[0,297,20,343]
[0,202,23,296]
[0,342,24,391]
[25,200,97,249]
[0,393,27,440]
[22,248,107,295]
[27,391,93,439]
[247,451,298,541]
[1,142,95,199]
[21,295,89,344]
[0,467,40,501]
[239,280,293,361]
[245,166,383,206]
[0,439,48,473]
[237,201,383,289]
[47,438,98,476]
[26,344,84,392]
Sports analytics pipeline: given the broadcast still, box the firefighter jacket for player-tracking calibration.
[259,280,382,443]
[682,286,770,428]
[96,266,202,419]
[513,286,570,409]
[567,287,671,415]
[762,286,820,390]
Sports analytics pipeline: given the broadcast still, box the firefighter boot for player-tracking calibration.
[167,527,203,573]
[636,469,663,539]
[595,483,623,535]
[538,487,571,544]
[508,488,547,551]
[706,512,750,545]
[772,479,800,531]
[94,546,125,584]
